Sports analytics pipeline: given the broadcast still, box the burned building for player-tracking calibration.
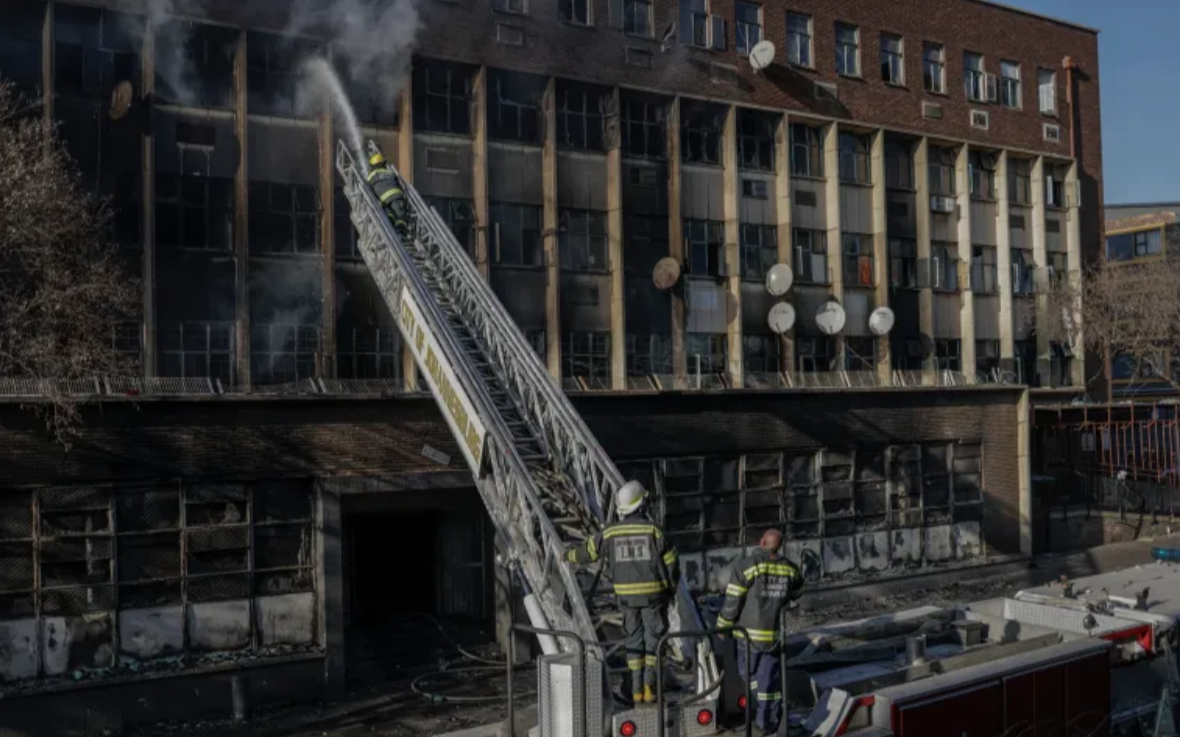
[0,0,1100,730]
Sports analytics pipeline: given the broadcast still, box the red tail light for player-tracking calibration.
[619,720,637,737]
[738,695,748,709]
[697,709,714,726]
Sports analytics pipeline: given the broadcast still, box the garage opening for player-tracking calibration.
[349,510,440,622]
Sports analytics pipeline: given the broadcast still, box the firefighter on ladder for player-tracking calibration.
[716,529,804,736]
[367,151,410,238]
[566,480,679,705]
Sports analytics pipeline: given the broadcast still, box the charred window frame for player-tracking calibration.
[248,182,320,256]
[976,339,1000,375]
[737,109,775,172]
[335,53,399,128]
[560,0,591,25]
[561,331,610,380]
[934,339,961,372]
[845,337,875,371]
[154,20,236,109]
[1011,248,1034,295]
[1008,158,1032,204]
[490,201,543,267]
[54,5,143,100]
[842,233,874,287]
[0,1,46,92]
[626,334,673,376]
[687,333,728,374]
[426,196,478,260]
[927,145,956,197]
[968,151,996,200]
[684,218,725,277]
[740,223,777,281]
[793,228,828,284]
[160,322,236,385]
[931,242,959,292]
[680,101,724,165]
[250,324,319,385]
[559,209,608,272]
[556,81,607,151]
[157,174,234,252]
[336,326,401,380]
[885,138,915,190]
[795,335,835,373]
[620,94,666,159]
[789,123,823,178]
[246,32,319,118]
[743,334,780,373]
[489,70,544,144]
[970,246,998,293]
[889,238,918,289]
[838,131,871,184]
[412,59,472,135]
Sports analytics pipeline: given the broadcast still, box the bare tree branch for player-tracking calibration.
[0,79,139,444]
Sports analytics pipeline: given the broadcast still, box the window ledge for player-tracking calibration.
[886,185,918,194]
[790,173,827,183]
[839,179,873,189]
[561,268,611,276]
[682,159,724,169]
[925,89,949,97]
[789,62,817,73]
[844,282,877,290]
[491,263,546,272]
[560,19,595,30]
[838,73,864,81]
[970,196,998,203]
[884,81,909,90]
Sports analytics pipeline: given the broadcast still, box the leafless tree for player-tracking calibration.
[0,80,140,442]
[1042,217,1180,392]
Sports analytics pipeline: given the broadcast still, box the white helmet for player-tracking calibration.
[616,480,647,516]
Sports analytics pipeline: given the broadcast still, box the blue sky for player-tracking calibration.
[1008,0,1171,205]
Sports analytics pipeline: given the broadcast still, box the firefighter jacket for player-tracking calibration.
[367,166,408,223]
[716,550,804,651]
[566,513,679,607]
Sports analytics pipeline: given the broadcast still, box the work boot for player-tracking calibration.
[643,685,657,704]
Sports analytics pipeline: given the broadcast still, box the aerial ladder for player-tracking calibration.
[336,140,721,736]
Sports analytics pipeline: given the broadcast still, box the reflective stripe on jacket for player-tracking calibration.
[567,513,679,606]
[716,549,803,650]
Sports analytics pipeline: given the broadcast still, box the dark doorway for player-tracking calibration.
[348,510,441,624]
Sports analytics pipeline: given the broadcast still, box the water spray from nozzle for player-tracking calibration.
[303,57,368,175]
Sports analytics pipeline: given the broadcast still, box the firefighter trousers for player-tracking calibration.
[736,645,782,735]
[622,603,668,694]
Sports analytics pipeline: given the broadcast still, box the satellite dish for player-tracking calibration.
[765,263,793,297]
[652,257,681,290]
[109,80,134,120]
[749,40,776,73]
[768,302,795,335]
[868,306,896,337]
[815,299,846,336]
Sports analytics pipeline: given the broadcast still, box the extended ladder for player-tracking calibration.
[336,141,719,726]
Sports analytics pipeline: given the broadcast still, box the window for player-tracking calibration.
[743,179,768,198]
[413,60,471,135]
[790,123,823,177]
[685,219,726,276]
[627,334,673,376]
[1135,230,1162,257]
[795,335,835,373]
[681,102,725,165]
[562,332,610,380]
[889,238,918,289]
[1008,158,1031,204]
[842,234,874,286]
[687,333,728,374]
[880,34,905,85]
[559,209,608,271]
[740,223,777,280]
[248,182,319,255]
[885,139,914,189]
[623,0,653,36]
[735,2,761,55]
[737,110,775,171]
[835,23,860,77]
[934,339,961,372]
[251,324,319,385]
[793,229,828,284]
[337,326,400,380]
[680,0,725,50]
[968,151,996,200]
[490,0,526,13]
[560,0,590,24]
[1000,60,1021,109]
[490,202,542,266]
[970,246,997,293]
[743,335,780,374]
[931,243,958,291]
[976,339,1000,375]
[1106,229,1161,262]
[845,337,875,371]
[963,52,986,102]
[787,13,813,67]
[838,131,871,184]
[156,175,234,252]
[556,82,607,151]
[621,95,666,158]
[1044,166,1066,208]
[1038,68,1057,115]
[927,146,956,197]
[161,322,236,385]
[426,197,477,259]
[155,21,237,109]
[246,32,317,117]
[490,72,544,143]
[1012,249,1034,295]
[922,43,944,93]
[0,1,45,91]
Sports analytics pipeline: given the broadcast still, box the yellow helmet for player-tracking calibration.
[369,152,386,167]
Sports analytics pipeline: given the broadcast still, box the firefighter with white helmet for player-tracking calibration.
[567,480,679,704]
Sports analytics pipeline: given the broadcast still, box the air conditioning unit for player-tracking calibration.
[930,195,955,213]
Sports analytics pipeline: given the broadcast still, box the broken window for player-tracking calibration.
[556,80,608,151]
[889,238,918,289]
[0,491,35,619]
[934,339,961,372]
[412,59,472,135]
[795,335,835,373]
[927,145,957,197]
[490,201,542,266]
[793,228,828,284]
[785,453,820,538]
[156,174,234,252]
[737,109,775,172]
[336,326,400,380]
[838,132,871,185]
[845,336,875,372]
[620,92,666,159]
[741,454,783,542]
[853,449,888,530]
[154,20,236,108]
[561,331,610,380]
[425,196,477,260]
[249,183,320,255]
[250,324,319,385]
[789,123,823,177]
[740,223,777,280]
[335,52,399,127]
[626,334,673,376]
[246,32,319,118]
[952,442,984,514]
[743,334,780,373]
[921,443,952,524]
[161,322,236,385]
[680,101,725,165]
[842,233,874,287]
[0,1,46,92]
[54,5,142,100]
[184,483,251,601]
[489,69,545,144]
[559,209,608,271]
[116,487,182,609]
[885,138,915,189]
[684,219,724,277]
[686,332,727,374]
[38,487,115,616]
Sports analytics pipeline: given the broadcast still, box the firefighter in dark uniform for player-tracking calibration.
[567,480,679,705]
[716,529,804,736]
[366,151,409,238]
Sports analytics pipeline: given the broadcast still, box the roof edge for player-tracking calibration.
[965,0,1099,35]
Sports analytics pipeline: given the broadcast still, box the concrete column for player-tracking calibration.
[667,98,687,381]
[1030,156,1049,386]
[773,114,794,374]
[232,31,251,389]
[398,75,418,390]
[472,67,490,282]
[995,151,1015,370]
[955,145,976,382]
[318,76,336,380]
[822,123,844,365]
[606,88,626,391]
[541,78,562,381]
[316,484,346,695]
[1065,160,1085,387]
[722,105,742,387]
[870,130,891,385]
[913,138,936,385]
[141,20,157,377]
[1016,388,1033,556]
